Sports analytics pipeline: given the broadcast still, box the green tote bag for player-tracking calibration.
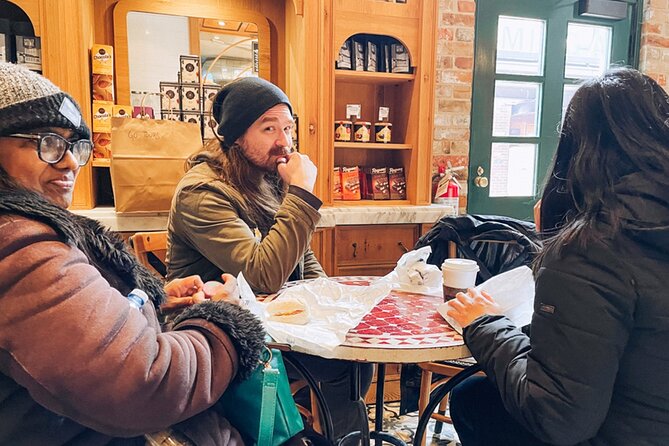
[218,346,304,446]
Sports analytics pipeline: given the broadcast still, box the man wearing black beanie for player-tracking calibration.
[166,77,373,440]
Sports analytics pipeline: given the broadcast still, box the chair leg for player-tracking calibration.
[417,368,433,446]
[310,388,322,434]
[433,396,449,434]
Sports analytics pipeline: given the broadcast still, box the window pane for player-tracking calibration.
[489,143,537,197]
[561,84,579,122]
[565,23,612,79]
[496,16,546,76]
[492,81,541,137]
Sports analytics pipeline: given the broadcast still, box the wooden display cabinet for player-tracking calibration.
[320,0,438,207]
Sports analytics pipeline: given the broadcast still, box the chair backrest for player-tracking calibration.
[130,231,168,278]
[415,214,541,283]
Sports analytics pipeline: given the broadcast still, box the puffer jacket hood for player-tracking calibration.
[615,172,669,254]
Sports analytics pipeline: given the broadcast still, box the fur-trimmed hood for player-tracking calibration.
[0,188,165,306]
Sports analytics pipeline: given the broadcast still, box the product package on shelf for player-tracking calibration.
[388,167,407,200]
[92,44,114,74]
[182,111,201,126]
[0,19,9,63]
[93,133,112,160]
[159,82,181,119]
[15,35,41,71]
[179,55,200,84]
[180,84,200,112]
[92,74,114,102]
[132,106,154,119]
[336,39,353,70]
[333,167,343,200]
[92,101,113,159]
[112,105,132,118]
[91,44,114,102]
[368,167,390,200]
[391,43,411,73]
[202,84,219,114]
[202,113,217,139]
[365,39,378,72]
[352,38,365,71]
[161,111,181,122]
[334,120,352,142]
[374,121,392,143]
[341,166,361,200]
[353,121,371,142]
[0,33,7,63]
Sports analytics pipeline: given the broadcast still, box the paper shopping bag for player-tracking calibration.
[110,117,202,213]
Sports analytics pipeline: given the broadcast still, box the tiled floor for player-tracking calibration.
[367,402,461,445]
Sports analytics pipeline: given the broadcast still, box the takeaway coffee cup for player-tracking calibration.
[442,259,479,301]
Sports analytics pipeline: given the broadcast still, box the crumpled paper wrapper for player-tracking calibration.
[243,277,391,358]
[378,246,442,295]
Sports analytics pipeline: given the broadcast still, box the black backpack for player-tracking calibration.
[400,214,541,415]
[415,214,541,284]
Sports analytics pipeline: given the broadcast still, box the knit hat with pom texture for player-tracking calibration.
[0,62,90,139]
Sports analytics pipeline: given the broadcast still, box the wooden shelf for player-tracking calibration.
[92,158,111,168]
[334,142,411,150]
[333,199,411,206]
[334,70,415,85]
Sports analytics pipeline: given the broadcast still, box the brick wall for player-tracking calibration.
[640,0,669,86]
[432,0,669,211]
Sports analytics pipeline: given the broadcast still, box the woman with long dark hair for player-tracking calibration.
[446,67,669,445]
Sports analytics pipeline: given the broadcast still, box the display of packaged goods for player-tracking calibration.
[92,101,113,133]
[180,84,200,111]
[92,73,114,102]
[388,167,407,199]
[91,44,114,75]
[341,166,361,200]
[15,35,41,71]
[179,55,200,84]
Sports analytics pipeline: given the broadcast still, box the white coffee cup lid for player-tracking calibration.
[441,258,479,272]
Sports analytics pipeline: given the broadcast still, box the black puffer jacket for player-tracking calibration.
[464,173,669,445]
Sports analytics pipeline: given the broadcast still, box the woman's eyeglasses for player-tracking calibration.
[9,132,93,167]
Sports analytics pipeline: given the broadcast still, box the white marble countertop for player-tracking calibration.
[73,204,454,232]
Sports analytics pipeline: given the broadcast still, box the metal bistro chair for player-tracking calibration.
[412,215,541,445]
[129,231,335,441]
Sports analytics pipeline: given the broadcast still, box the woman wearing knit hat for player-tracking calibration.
[166,77,373,441]
[0,62,264,445]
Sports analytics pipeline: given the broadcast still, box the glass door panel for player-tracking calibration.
[468,0,635,220]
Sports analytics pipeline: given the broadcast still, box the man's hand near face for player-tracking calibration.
[277,152,317,193]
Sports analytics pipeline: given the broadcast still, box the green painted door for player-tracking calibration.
[467,0,640,220]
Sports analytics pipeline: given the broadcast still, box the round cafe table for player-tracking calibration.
[267,276,471,446]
